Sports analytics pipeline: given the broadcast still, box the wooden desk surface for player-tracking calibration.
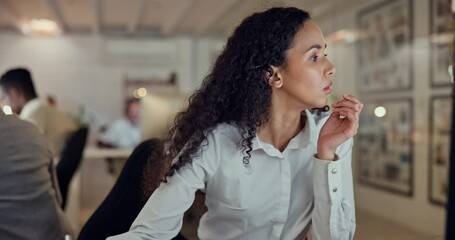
[83,147,133,159]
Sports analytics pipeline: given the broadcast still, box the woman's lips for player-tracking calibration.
[323,83,332,93]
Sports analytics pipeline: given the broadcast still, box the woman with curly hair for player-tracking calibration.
[109,6,362,240]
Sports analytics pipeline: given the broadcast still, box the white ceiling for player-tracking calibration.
[0,0,341,37]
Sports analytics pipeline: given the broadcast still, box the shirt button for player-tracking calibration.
[332,187,338,192]
[331,168,337,174]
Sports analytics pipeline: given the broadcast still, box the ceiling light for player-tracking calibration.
[21,19,60,36]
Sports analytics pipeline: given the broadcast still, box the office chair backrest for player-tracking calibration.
[78,138,186,240]
[56,127,89,209]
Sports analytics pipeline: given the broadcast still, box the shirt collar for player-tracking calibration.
[19,98,43,118]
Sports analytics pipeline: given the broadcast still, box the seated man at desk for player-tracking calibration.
[98,98,141,149]
[98,98,141,174]
[0,67,77,158]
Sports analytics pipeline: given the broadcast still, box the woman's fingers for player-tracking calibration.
[339,111,358,136]
[345,94,364,112]
[331,95,363,137]
[333,100,362,112]
[330,95,363,118]
[332,106,360,122]
[342,94,363,107]
[333,94,364,112]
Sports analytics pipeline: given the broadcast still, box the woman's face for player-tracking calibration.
[274,20,335,110]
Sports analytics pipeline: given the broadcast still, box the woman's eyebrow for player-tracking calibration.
[305,43,327,53]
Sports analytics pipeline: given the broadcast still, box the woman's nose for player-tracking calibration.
[325,59,336,77]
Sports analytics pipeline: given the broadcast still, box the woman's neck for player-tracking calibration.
[257,108,306,152]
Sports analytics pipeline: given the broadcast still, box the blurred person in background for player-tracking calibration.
[98,97,141,149]
[0,67,77,158]
[98,97,141,175]
[47,95,57,107]
[0,110,73,240]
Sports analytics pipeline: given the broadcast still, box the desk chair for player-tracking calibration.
[78,139,187,240]
[56,127,89,209]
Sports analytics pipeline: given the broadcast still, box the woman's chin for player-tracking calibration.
[316,99,328,108]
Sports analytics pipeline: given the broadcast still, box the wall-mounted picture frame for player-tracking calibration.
[357,0,413,93]
[429,95,453,205]
[357,98,413,196]
[430,0,455,87]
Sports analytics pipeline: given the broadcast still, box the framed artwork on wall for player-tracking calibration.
[429,95,453,205]
[357,0,413,93]
[430,0,455,87]
[357,98,413,196]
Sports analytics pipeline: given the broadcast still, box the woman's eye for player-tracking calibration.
[310,55,319,62]
[311,53,328,62]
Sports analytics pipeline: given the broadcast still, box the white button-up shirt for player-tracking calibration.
[99,118,141,148]
[108,110,356,240]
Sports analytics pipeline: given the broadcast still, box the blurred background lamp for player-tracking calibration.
[374,106,386,117]
[133,87,147,98]
[137,87,147,97]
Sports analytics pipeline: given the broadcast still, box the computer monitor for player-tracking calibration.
[139,93,188,140]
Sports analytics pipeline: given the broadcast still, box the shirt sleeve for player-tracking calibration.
[99,120,122,146]
[311,138,356,240]
[107,130,221,240]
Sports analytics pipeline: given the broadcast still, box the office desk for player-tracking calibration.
[83,147,133,159]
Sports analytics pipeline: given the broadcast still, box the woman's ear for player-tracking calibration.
[266,66,283,88]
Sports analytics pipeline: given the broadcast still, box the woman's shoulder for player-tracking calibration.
[206,123,243,149]
[211,123,241,139]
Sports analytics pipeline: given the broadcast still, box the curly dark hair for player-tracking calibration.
[141,139,166,199]
[162,7,311,181]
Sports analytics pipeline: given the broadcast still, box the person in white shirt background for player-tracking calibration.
[109,6,363,240]
[0,68,77,158]
[98,97,141,149]
[98,97,141,175]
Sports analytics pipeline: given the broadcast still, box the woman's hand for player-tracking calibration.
[317,94,363,160]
